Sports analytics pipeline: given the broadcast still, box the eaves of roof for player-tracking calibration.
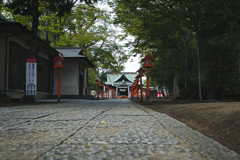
[55,48,83,56]
[0,22,58,56]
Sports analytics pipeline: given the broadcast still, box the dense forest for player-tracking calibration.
[110,0,240,101]
[1,0,240,100]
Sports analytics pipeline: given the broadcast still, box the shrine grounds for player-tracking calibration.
[0,99,240,159]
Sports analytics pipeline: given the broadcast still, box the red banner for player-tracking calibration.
[26,58,37,63]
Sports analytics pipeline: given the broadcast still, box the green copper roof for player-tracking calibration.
[105,72,137,86]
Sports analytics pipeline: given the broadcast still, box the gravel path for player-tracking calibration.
[0,99,239,160]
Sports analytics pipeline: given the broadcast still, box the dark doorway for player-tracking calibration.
[79,71,84,95]
[118,88,128,98]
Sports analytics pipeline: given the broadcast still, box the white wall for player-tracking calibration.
[53,60,79,95]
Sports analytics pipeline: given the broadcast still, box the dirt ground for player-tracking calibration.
[132,98,240,154]
[1,99,240,154]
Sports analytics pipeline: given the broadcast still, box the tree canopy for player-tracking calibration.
[1,0,129,90]
[3,0,240,98]
[110,0,240,100]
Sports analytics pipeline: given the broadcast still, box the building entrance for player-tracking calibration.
[118,88,128,98]
[105,72,137,99]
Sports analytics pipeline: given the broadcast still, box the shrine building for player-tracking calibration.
[105,72,137,98]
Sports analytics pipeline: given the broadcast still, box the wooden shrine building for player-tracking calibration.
[105,72,137,98]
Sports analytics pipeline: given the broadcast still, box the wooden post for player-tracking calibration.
[141,54,154,104]
[136,81,139,100]
[53,53,65,103]
[97,84,99,100]
[140,76,143,102]
[102,86,104,99]
[57,68,61,102]
[135,88,137,97]
[106,87,108,99]
[146,68,150,103]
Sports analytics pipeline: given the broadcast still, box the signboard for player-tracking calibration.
[109,90,112,99]
[103,86,105,97]
[119,89,126,92]
[26,58,37,95]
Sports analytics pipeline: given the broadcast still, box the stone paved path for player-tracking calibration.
[0,99,239,160]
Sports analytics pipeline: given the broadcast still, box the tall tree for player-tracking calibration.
[36,3,129,73]
[6,0,75,58]
[111,0,240,100]
[4,1,129,77]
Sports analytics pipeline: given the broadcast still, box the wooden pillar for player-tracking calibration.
[97,85,99,99]
[57,68,61,102]
[146,68,150,102]
[102,85,104,99]
[140,76,143,102]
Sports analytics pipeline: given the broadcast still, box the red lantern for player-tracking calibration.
[141,53,155,68]
[95,79,100,85]
[141,53,155,103]
[134,80,137,85]
[53,53,65,68]
[137,67,145,77]
[53,53,65,102]
[101,81,105,86]
[135,76,139,82]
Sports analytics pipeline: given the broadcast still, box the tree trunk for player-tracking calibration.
[173,74,180,98]
[185,61,187,88]
[30,0,39,58]
[44,11,51,40]
[27,0,39,101]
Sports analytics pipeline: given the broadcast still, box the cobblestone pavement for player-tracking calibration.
[0,99,240,160]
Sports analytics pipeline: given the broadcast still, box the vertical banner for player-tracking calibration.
[109,90,112,99]
[26,58,37,95]
[103,86,105,97]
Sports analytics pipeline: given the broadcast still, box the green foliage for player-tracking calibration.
[112,0,240,99]
[3,1,128,85]
[37,3,128,75]
[6,0,75,17]
[88,68,98,91]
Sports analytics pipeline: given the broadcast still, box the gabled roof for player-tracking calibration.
[141,53,155,62]
[53,53,65,62]
[55,47,94,68]
[0,21,30,34]
[55,47,83,57]
[105,72,137,86]
[0,22,58,56]
[114,74,132,83]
